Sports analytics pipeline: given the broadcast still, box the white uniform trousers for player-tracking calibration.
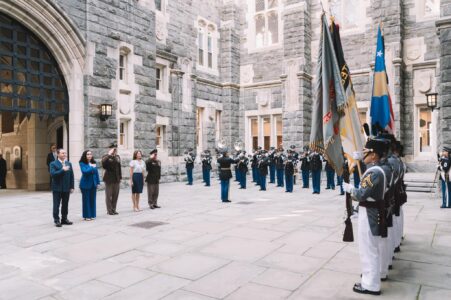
[378,235,389,279]
[393,214,399,249]
[387,226,395,267]
[359,207,381,292]
[396,207,404,247]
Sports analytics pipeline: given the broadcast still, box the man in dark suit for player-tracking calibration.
[50,148,74,227]
[0,154,7,189]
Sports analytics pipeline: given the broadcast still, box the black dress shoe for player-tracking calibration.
[222,200,231,203]
[55,221,62,227]
[154,205,161,208]
[113,212,119,215]
[61,219,73,225]
[394,246,400,253]
[150,206,155,209]
[353,283,381,295]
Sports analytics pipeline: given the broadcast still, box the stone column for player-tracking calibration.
[282,1,312,148]
[436,0,451,149]
[170,69,184,157]
[220,1,241,147]
[27,115,48,191]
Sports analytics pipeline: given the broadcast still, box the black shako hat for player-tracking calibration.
[363,138,389,158]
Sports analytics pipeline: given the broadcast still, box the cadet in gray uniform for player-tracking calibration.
[378,133,399,276]
[343,138,389,296]
[393,141,407,252]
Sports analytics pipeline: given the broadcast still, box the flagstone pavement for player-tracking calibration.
[0,177,450,300]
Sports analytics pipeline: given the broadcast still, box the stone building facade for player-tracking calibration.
[0,0,448,190]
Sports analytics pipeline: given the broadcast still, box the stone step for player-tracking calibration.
[405,181,436,188]
[406,186,437,193]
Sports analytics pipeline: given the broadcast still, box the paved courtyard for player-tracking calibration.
[0,176,450,300]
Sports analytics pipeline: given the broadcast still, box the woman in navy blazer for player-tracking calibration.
[79,150,100,220]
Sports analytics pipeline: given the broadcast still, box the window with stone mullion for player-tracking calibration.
[207,34,212,68]
[156,67,161,91]
[198,29,204,66]
[254,0,279,48]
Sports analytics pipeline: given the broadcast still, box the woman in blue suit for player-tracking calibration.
[79,150,100,220]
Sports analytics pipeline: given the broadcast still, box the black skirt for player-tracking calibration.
[132,173,144,193]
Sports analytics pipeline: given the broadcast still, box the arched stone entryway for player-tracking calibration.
[0,0,85,190]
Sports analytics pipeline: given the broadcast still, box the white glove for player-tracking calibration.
[343,183,354,194]
[352,151,363,160]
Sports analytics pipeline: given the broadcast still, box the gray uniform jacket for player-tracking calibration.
[350,162,387,236]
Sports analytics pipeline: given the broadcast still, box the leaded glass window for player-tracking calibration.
[0,13,68,118]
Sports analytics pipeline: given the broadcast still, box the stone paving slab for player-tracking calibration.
[103,274,190,300]
[97,266,156,288]
[151,253,229,280]
[53,280,120,300]
[224,282,292,300]
[161,290,217,300]
[183,261,265,299]
[0,179,450,299]
[0,277,56,300]
[251,268,309,291]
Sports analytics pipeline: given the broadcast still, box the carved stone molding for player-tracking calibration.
[240,64,254,85]
[256,89,271,107]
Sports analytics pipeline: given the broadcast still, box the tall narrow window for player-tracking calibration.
[198,29,204,66]
[268,12,278,44]
[156,126,161,147]
[255,15,265,48]
[197,19,217,72]
[263,117,271,150]
[156,67,162,91]
[119,120,129,149]
[119,54,126,81]
[251,118,258,151]
[275,115,282,147]
[207,34,213,68]
[156,125,165,149]
[254,0,279,48]
[419,107,431,153]
[155,0,162,11]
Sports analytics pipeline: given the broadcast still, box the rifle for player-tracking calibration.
[342,161,354,242]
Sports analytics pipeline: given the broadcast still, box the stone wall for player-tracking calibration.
[437,0,451,149]
[3,0,448,190]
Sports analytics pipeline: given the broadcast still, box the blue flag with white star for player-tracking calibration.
[370,26,395,135]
